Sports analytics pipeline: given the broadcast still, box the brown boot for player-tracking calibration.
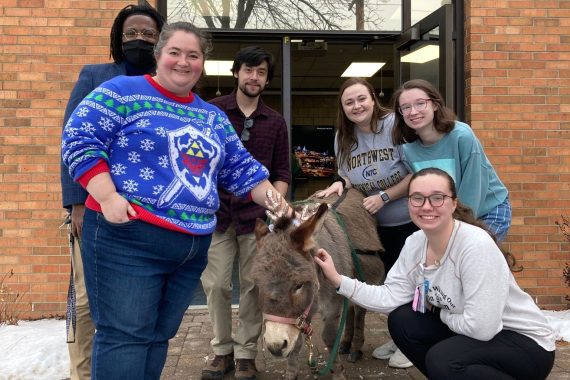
[235,358,257,380]
[201,352,235,380]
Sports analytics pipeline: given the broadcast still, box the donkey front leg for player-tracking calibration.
[347,305,367,362]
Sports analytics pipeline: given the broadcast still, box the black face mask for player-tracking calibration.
[122,40,156,68]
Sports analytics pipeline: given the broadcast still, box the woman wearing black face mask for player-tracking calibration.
[59,4,164,380]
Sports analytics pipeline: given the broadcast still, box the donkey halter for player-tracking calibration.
[262,297,320,372]
[261,190,358,376]
[262,297,315,337]
[260,195,348,374]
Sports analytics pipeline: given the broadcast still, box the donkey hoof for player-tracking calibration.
[348,350,363,363]
[339,342,351,355]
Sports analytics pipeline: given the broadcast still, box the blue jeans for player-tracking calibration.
[480,197,512,243]
[81,209,211,380]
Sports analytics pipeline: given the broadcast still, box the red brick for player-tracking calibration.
[3,0,570,317]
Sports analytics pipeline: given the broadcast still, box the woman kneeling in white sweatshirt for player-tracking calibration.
[314,167,555,380]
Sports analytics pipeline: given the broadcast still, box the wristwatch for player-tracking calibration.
[379,190,390,204]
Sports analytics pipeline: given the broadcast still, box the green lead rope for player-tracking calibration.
[316,297,350,377]
[329,208,366,282]
[315,208,365,377]
[292,190,366,282]
[309,191,366,377]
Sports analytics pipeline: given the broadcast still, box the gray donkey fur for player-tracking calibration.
[252,189,385,380]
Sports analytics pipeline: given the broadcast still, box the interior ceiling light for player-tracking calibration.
[341,62,385,78]
[204,60,234,76]
[400,44,439,64]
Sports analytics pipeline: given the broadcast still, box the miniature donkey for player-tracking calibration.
[251,189,385,380]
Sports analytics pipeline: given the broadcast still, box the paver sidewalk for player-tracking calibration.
[161,308,570,379]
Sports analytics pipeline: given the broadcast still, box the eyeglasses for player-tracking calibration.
[122,29,158,42]
[241,118,254,142]
[398,98,432,116]
[408,193,454,208]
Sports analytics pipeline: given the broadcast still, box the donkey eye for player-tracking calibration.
[293,283,304,293]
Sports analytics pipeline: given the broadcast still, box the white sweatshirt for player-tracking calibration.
[338,220,555,351]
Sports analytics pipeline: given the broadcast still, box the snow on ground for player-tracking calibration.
[544,309,570,342]
[0,319,69,380]
[0,310,569,380]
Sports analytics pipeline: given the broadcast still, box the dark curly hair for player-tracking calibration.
[231,46,275,82]
[109,4,165,63]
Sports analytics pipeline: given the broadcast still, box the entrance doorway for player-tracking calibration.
[187,3,460,305]
[195,4,459,167]
[198,37,399,200]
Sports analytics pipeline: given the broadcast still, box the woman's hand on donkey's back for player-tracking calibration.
[314,248,342,289]
[315,181,344,198]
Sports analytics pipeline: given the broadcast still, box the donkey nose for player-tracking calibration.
[266,340,288,357]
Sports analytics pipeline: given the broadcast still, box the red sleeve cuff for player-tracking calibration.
[77,159,110,188]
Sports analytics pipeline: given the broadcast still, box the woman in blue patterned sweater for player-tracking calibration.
[62,22,292,380]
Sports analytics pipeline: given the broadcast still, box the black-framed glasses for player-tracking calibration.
[398,98,432,116]
[241,118,254,142]
[408,193,454,208]
[122,29,158,42]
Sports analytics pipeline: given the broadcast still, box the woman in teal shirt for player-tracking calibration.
[392,79,511,242]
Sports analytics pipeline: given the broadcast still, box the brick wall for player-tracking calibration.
[465,1,570,309]
[0,0,155,319]
[0,1,568,320]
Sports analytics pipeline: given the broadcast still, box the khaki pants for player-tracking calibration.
[200,225,262,359]
[68,236,95,380]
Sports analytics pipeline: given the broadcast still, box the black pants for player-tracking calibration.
[377,222,419,273]
[388,303,555,380]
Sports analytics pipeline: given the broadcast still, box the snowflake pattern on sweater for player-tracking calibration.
[62,75,269,235]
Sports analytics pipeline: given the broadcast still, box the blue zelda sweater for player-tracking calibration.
[62,75,269,235]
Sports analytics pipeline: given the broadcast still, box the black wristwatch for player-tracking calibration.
[379,190,390,203]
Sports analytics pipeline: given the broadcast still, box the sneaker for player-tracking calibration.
[235,358,257,380]
[201,352,235,380]
[388,348,413,369]
[372,340,397,360]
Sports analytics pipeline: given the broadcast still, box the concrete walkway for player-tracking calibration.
[161,308,570,379]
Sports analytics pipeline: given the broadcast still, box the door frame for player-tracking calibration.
[394,3,464,119]
[155,1,464,119]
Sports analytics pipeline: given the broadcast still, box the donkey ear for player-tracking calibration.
[254,218,270,245]
[290,203,328,255]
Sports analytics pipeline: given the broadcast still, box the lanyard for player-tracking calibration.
[412,263,430,313]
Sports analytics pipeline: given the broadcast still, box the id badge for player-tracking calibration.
[412,279,429,313]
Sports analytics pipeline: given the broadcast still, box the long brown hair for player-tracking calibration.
[392,79,456,145]
[336,77,391,168]
[409,167,519,271]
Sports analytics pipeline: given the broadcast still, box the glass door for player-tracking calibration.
[395,4,461,116]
